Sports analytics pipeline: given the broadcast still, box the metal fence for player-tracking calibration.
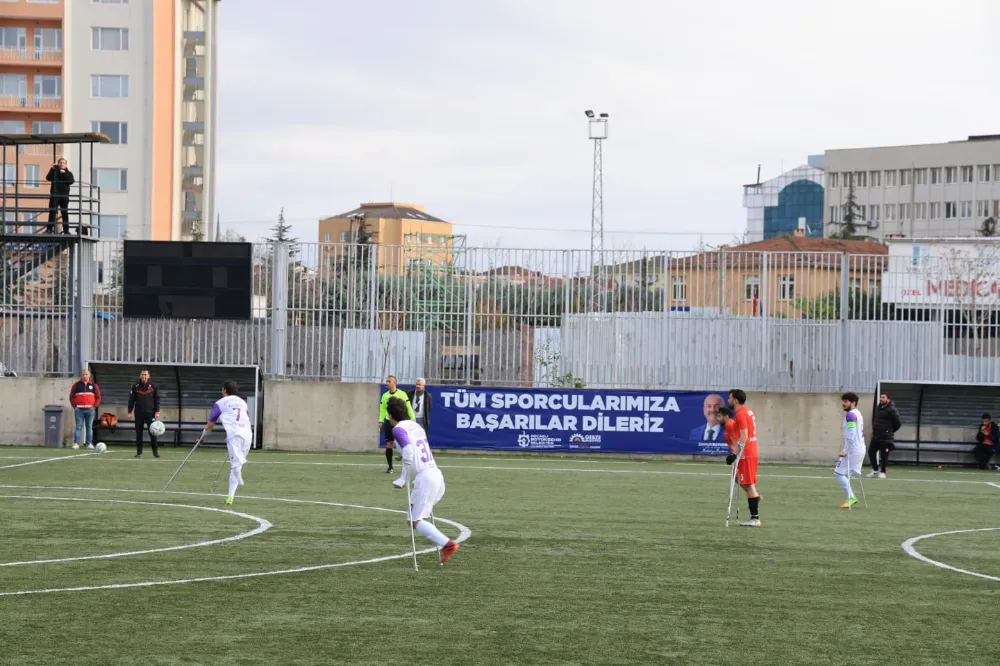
[2,239,999,392]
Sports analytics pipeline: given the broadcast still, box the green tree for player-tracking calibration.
[190,221,204,242]
[980,216,997,237]
[265,208,299,258]
[829,182,863,239]
[795,288,891,321]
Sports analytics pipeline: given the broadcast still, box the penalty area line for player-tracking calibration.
[0,452,99,470]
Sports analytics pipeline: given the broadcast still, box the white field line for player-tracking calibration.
[901,528,1000,583]
[0,496,271,566]
[0,486,472,597]
[0,452,98,470]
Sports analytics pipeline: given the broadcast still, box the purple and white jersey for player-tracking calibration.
[843,408,865,453]
[391,419,437,476]
[209,394,252,441]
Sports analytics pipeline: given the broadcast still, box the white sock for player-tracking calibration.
[836,473,853,499]
[415,520,450,547]
[228,466,240,499]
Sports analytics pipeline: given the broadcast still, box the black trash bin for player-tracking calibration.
[43,404,65,448]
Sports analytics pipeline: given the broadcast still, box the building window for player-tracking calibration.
[93,0,131,4]
[91,75,129,98]
[869,170,881,187]
[868,204,880,221]
[31,121,60,133]
[1,164,14,186]
[914,202,926,219]
[944,201,958,219]
[945,167,957,184]
[323,233,331,242]
[914,168,927,185]
[854,171,867,188]
[779,275,795,301]
[829,205,840,223]
[961,166,974,183]
[91,28,129,51]
[91,121,127,144]
[995,165,1000,182]
[0,73,26,101]
[978,165,992,183]
[843,172,852,188]
[898,203,910,220]
[32,75,61,107]
[25,164,39,187]
[34,28,61,55]
[929,202,941,219]
[912,246,930,268]
[0,27,25,54]
[671,276,687,301]
[961,201,973,219]
[977,200,993,218]
[744,275,760,302]
[884,170,897,187]
[98,215,127,237]
[92,168,127,193]
[827,173,839,188]
[900,169,913,186]
[0,119,24,133]
[884,204,896,221]
[930,167,942,184]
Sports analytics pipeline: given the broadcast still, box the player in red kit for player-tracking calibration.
[719,389,762,527]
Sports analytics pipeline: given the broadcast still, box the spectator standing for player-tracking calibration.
[128,369,162,458]
[69,368,101,450]
[45,157,74,234]
[867,392,902,479]
[407,378,432,433]
[974,413,999,471]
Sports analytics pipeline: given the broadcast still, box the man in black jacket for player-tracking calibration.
[407,378,432,433]
[974,413,1000,470]
[45,157,74,234]
[867,392,901,479]
[128,369,162,458]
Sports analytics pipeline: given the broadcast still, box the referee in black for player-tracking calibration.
[128,368,162,458]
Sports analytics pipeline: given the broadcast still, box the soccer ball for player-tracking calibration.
[95,442,107,453]
[149,420,166,437]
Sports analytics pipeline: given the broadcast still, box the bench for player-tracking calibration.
[96,419,229,449]
[892,441,977,466]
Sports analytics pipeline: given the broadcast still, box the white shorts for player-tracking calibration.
[834,447,865,477]
[227,435,251,467]
[408,468,445,522]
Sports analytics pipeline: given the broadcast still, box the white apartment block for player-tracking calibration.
[823,135,1000,242]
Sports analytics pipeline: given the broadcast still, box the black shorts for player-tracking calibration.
[382,420,395,447]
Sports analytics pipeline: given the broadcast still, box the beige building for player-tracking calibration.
[318,202,462,275]
[824,135,1000,242]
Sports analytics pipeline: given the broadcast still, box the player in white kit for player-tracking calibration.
[205,381,253,506]
[386,397,460,564]
[835,392,867,509]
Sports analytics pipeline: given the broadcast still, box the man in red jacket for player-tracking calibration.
[69,368,101,450]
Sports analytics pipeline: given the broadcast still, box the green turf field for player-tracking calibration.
[0,447,999,666]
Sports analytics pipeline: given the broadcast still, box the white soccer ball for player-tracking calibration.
[149,420,166,437]
[96,442,107,453]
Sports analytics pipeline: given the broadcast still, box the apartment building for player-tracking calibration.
[824,135,1000,241]
[0,0,219,241]
[318,202,464,275]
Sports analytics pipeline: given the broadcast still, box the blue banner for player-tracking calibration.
[381,385,732,455]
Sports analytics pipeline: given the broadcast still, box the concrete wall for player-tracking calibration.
[0,377,872,464]
[260,379,376,452]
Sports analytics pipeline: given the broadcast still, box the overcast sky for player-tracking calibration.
[216,0,1000,254]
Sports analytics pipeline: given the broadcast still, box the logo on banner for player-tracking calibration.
[517,432,530,448]
[569,433,602,450]
[516,431,561,449]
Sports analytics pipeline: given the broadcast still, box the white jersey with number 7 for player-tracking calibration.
[209,394,252,441]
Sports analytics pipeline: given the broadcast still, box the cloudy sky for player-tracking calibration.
[216,0,1000,253]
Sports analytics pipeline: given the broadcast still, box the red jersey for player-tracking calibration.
[734,405,759,458]
[724,420,740,452]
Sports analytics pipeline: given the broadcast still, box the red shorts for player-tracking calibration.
[737,457,758,486]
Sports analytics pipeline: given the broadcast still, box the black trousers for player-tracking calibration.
[135,412,159,455]
[973,443,995,469]
[868,440,892,472]
[46,194,69,232]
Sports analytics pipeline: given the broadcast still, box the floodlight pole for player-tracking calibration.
[586,111,609,312]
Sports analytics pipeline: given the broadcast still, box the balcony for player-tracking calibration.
[0,47,62,67]
[0,1,64,21]
[0,96,62,112]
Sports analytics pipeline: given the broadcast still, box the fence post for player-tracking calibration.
[760,251,768,377]
[76,241,94,372]
[839,252,849,391]
[271,242,288,377]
